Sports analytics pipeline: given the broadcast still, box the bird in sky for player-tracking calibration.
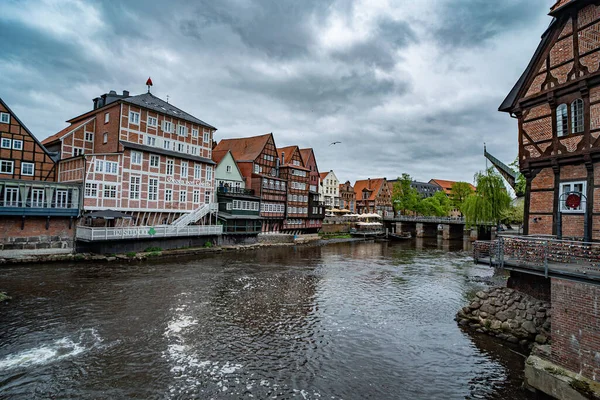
[329,141,341,146]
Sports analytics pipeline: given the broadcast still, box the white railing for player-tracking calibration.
[171,203,218,227]
[76,224,223,241]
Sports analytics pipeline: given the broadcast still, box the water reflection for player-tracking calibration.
[0,241,531,399]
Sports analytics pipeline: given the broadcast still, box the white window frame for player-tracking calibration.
[21,162,34,176]
[204,191,211,204]
[203,129,210,143]
[95,160,104,172]
[166,159,174,176]
[12,140,23,150]
[55,190,68,208]
[192,128,199,138]
[146,136,156,146]
[148,178,159,201]
[103,132,108,144]
[148,116,158,127]
[85,182,98,197]
[0,160,14,174]
[165,189,173,202]
[105,161,118,174]
[1,138,11,149]
[129,176,141,200]
[4,187,19,207]
[150,155,160,168]
[226,165,232,173]
[179,190,187,203]
[178,125,188,137]
[85,132,94,142]
[181,161,189,178]
[31,189,44,207]
[0,113,10,124]
[206,166,213,181]
[104,112,110,124]
[129,111,140,125]
[193,190,200,203]
[560,181,587,213]
[131,151,142,165]
[104,184,117,198]
[74,148,84,156]
[163,121,173,133]
[163,140,171,150]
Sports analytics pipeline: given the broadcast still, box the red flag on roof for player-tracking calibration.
[146,77,153,86]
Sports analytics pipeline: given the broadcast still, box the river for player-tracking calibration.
[0,240,533,399]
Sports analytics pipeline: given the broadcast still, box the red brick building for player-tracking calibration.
[499,0,600,241]
[43,88,221,243]
[0,97,80,254]
[300,148,325,226]
[339,181,356,213]
[214,133,286,232]
[354,178,393,217]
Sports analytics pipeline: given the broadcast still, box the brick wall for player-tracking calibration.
[530,191,554,213]
[551,278,600,381]
[531,168,554,190]
[528,215,553,235]
[562,214,585,238]
[0,217,75,253]
[560,164,587,181]
[507,271,551,302]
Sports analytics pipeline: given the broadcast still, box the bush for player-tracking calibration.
[126,251,137,258]
[147,251,161,257]
[204,241,212,248]
[144,246,162,252]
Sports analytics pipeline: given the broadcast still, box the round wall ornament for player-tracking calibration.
[566,193,581,209]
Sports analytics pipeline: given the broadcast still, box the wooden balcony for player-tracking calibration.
[76,224,223,241]
[0,179,81,217]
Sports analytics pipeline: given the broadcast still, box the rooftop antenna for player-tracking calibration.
[146,77,153,93]
[166,95,170,103]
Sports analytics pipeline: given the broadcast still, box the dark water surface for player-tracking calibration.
[0,240,532,399]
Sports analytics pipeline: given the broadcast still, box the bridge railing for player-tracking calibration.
[392,215,466,224]
[474,235,600,279]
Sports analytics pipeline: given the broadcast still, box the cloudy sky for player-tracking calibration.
[0,0,554,184]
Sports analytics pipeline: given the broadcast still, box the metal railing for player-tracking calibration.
[392,215,466,224]
[76,224,223,241]
[171,203,218,227]
[217,187,255,196]
[0,180,81,216]
[474,236,600,279]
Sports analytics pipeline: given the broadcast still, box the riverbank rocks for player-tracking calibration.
[456,287,551,347]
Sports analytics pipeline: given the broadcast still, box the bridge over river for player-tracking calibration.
[383,216,493,240]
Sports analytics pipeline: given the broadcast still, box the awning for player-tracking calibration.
[83,209,133,219]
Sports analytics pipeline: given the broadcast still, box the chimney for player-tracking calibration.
[123,90,130,97]
[281,152,285,165]
[368,178,371,189]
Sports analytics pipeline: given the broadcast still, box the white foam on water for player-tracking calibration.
[165,315,197,335]
[0,328,102,371]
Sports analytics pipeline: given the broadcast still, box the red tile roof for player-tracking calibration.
[550,0,575,13]
[354,178,386,201]
[429,179,476,194]
[213,133,272,162]
[299,148,313,165]
[42,117,95,145]
[277,145,299,165]
[211,149,230,165]
[319,172,329,181]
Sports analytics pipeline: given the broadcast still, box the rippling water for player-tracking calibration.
[0,240,532,399]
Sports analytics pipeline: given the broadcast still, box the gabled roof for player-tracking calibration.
[0,97,56,160]
[550,0,577,15]
[319,172,329,181]
[299,148,315,167]
[42,117,96,145]
[354,178,387,201]
[214,133,272,163]
[277,145,300,165]
[429,179,476,194]
[211,149,230,165]
[122,92,216,129]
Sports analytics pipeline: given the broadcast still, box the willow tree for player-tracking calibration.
[462,168,512,227]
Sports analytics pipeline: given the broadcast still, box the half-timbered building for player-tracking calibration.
[0,98,80,254]
[214,133,286,232]
[499,0,600,241]
[43,88,221,245]
[340,181,356,213]
[300,148,325,226]
[354,178,393,217]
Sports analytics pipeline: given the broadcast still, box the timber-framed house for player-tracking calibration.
[300,148,325,226]
[500,0,600,241]
[354,178,393,217]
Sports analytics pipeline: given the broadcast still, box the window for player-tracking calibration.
[148,117,158,127]
[129,111,140,125]
[12,140,23,150]
[163,121,173,133]
[0,160,14,174]
[85,132,94,142]
[21,162,34,176]
[178,143,184,152]
[1,138,11,148]
[31,189,44,207]
[146,136,156,146]
[226,202,232,211]
[204,191,211,203]
[0,113,10,124]
[179,190,187,202]
[193,190,200,203]
[104,184,117,198]
[103,132,108,143]
[254,164,260,173]
[571,99,584,134]
[181,161,189,178]
[178,125,187,137]
[148,178,158,201]
[192,129,199,138]
[95,160,104,172]
[74,148,84,156]
[104,112,110,124]
[105,161,118,174]
[203,129,210,143]
[165,189,173,202]
[226,165,232,173]
[85,183,98,197]
[131,151,142,165]
[163,140,171,150]
[293,160,300,166]
[130,176,141,200]
[54,190,68,208]
[166,160,174,175]
[191,147,198,155]
[194,164,202,179]
[560,181,586,212]
[150,155,160,168]
[4,187,19,207]
[206,166,213,181]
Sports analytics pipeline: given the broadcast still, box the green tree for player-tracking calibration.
[509,157,526,197]
[449,181,475,214]
[418,191,452,217]
[462,168,512,227]
[392,173,420,215]
[501,199,524,226]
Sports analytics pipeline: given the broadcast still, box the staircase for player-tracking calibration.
[171,203,218,227]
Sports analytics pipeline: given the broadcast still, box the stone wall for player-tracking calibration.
[456,287,551,347]
[257,233,295,244]
[0,217,74,259]
[321,223,351,234]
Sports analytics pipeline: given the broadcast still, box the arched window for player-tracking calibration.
[556,104,568,137]
[571,98,584,134]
